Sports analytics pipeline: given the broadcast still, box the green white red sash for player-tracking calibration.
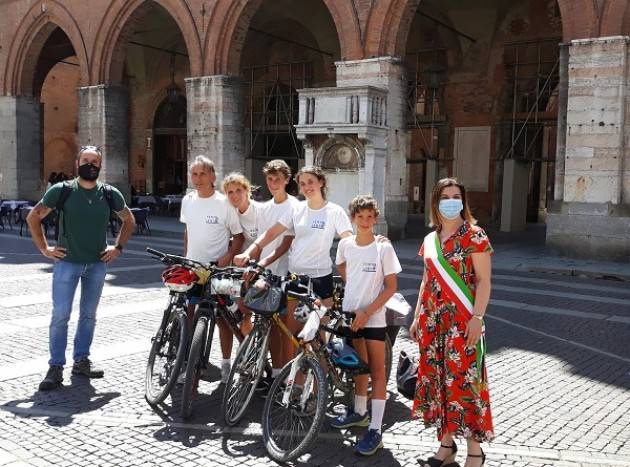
[423,230,486,381]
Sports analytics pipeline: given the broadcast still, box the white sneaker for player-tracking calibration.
[221,362,231,384]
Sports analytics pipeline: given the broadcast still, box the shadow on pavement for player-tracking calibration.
[3,375,120,427]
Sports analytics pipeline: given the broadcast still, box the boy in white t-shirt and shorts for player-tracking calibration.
[332,195,402,456]
[180,156,244,383]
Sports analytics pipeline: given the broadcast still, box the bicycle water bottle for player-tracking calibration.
[211,277,242,297]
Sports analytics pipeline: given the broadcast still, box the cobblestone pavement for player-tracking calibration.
[1,230,630,467]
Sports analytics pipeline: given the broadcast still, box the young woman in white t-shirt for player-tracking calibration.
[235,166,353,366]
[332,195,401,456]
[222,172,259,337]
[223,168,296,380]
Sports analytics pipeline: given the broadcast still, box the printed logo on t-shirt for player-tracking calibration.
[248,228,259,238]
[206,215,219,225]
[311,219,326,230]
[362,262,377,273]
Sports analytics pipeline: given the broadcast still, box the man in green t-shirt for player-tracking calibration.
[27,146,136,391]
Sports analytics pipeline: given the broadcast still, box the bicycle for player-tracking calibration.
[221,268,311,426]
[261,287,366,462]
[144,247,206,406]
[181,265,250,420]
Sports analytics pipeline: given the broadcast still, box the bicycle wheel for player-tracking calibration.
[145,309,188,405]
[222,322,270,426]
[262,356,328,462]
[181,316,209,419]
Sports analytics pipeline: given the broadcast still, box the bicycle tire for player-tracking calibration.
[262,356,328,462]
[145,309,188,405]
[222,323,270,426]
[181,316,209,419]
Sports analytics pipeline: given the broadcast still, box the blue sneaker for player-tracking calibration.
[355,428,383,456]
[330,410,369,429]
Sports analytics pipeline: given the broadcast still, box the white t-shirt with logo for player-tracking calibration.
[279,201,353,277]
[335,237,402,328]
[180,191,243,264]
[258,195,300,276]
[238,200,262,250]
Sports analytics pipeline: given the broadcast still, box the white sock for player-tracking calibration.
[369,399,386,433]
[222,358,231,368]
[272,368,281,377]
[354,395,368,416]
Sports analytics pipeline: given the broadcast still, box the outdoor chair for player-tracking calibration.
[18,206,34,236]
[131,207,151,235]
[0,204,10,230]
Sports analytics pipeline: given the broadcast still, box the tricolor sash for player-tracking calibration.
[423,230,486,381]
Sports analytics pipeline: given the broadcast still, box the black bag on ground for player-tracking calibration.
[396,350,418,400]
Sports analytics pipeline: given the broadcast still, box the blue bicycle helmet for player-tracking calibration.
[327,338,370,374]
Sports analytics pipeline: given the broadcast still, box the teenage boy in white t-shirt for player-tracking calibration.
[253,160,298,385]
[332,195,402,456]
[180,156,244,383]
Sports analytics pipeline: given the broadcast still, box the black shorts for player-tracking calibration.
[288,273,334,300]
[352,326,387,342]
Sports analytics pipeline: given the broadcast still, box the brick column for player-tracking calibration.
[78,85,130,200]
[547,37,630,260]
[185,76,245,184]
[336,57,410,239]
[0,96,42,200]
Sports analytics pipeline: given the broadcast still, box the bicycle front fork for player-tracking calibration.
[281,352,314,410]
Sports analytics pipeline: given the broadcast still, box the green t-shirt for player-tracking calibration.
[42,180,126,263]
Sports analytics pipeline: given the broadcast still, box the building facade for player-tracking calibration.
[1,0,629,259]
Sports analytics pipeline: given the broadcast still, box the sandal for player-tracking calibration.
[418,442,458,467]
[466,448,485,466]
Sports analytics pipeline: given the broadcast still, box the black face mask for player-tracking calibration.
[78,163,100,181]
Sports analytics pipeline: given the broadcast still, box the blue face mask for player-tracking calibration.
[438,198,463,220]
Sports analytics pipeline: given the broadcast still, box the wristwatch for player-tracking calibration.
[472,314,484,321]
[115,243,124,252]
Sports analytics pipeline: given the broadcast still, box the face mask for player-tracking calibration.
[439,198,463,220]
[78,163,100,181]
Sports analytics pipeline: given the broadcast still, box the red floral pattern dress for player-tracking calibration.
[412,222,495,443]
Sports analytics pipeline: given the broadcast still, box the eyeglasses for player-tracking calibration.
[79,145,102,157]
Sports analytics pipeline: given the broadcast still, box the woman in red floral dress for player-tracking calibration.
[410,178,494,467]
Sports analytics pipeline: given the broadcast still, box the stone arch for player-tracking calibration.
[93,0,202,85]
[602,1,629,36]
[3,0,89,96]
[205,0,363,76]
[364,0,601,59]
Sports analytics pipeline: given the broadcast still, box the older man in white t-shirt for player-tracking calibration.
[180,155,244,383]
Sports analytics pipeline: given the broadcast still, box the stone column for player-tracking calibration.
[553,43,569,201]
[500,159,529,232]
[336,57,410,239]
[185,76,245,185]
[0,96,42,200]
[77,85,130,200]
[547,36,630,260]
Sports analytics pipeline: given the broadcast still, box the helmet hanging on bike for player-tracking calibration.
[396,350,418,400]
[161,266,199,292]
[327,337,370,374]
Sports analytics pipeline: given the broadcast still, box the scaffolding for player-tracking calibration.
[406,47,448,130]
[502,38,561,161]
[501,37,561,222]
[243,61,313,161]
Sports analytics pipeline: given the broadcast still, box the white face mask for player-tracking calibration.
[438,198,463,220]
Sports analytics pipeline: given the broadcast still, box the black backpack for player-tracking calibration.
[53,181,117,240]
